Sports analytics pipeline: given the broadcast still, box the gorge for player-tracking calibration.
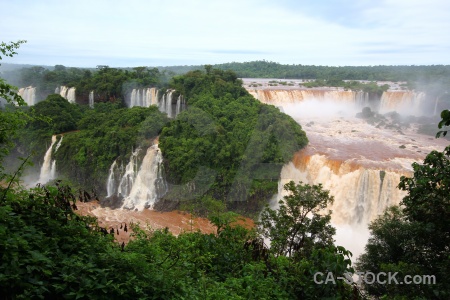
[244,81,447,256]
[19,71,448,259]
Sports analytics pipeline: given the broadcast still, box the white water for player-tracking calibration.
[176,95,185,116]
[277,160,406,225]
[106,144,167,210]
[106,161,118,197]
[128,88,185,118]
[117,148,141,198]
[18,86,36,106]
[247,85,447,259]
[248,88,432,116]
[379,91,426,116]
[37,135,63,184]
[129,88,158,108]
[57,86,76,103]
[89,91,94,108]
[122,145,167,210]
[165,91,173,118]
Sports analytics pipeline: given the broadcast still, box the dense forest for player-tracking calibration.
[159,67,307,214]
[215,61,450,88]
[1,41,450,299]
[9,65,308,216]
[3,60,450,102]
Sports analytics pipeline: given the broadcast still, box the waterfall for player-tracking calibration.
[54,135,63,152]
[122,144,167,210]
[275,155,407,225]
[89,91,94,108]
[59,86,67,98]
[37,135,63,184]
[129,88,159,107]
[106,160,118,197]
[246,88,434,116]
[247,88,449,257]
[248,89,359,104]
[66,88,76,103]
[379,91,426,116]
[117,148,141,198]
[156,90,176,117]
[274,154,408,258]
[58,86,76,103]
[355,91,370,109]
[18,86,36,106]
[159,93,166,114]
[106,144,167,210]
[175,95,186,117]
[165,91,173,118]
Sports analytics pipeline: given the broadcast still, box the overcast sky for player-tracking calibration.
[1,0,450,67]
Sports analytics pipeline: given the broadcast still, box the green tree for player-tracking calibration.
[357,114,450,299]
[258,181,359,299]
[258,181,336,258]
[436,109,450,138]
[0,40,28,178]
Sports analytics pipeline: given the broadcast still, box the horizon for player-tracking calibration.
[2,61,450,71]
[1,0,450,68]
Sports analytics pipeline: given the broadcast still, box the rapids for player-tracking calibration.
[247,83,447,258]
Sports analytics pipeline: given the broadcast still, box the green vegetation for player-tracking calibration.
[357,141,450,299]
[5,64,169,104]
[0,40,28,177]
[303,79,390,96]
[259,181,335,258]
[159,67,308,214]
[215,60,450,88]
[13,97,170,191]
[3,41,450,299]
[1,180,359,299]
[0,46,354,297]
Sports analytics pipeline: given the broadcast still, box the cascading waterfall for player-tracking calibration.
[117,148,141,198]
[106,144,167,210]
[276,154,407,225]
[379,91,426,116]
[248,88,432,116]
[164,90,173,118]
[57,86,76,103]
[122,144,167,210]
[176,95,185,116]
[128,88,184,118]
[66,88,76,103]
[89,91,94,108]
[355,91,370,109]
[246,84,448,257]
[129,88,158,107]
[158,91,174,117]
[106,161,118,197]
[37,135,63,184]
[248,89,364,105]
[18,86,36,106]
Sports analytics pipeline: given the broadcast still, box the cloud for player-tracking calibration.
[1,0,450,66]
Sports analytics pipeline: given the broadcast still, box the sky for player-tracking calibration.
[1,0,450,67]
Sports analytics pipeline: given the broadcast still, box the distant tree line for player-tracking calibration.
[3,64,173,104]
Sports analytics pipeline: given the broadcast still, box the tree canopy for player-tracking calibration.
[159,67,308,214]
[357,121,450,299]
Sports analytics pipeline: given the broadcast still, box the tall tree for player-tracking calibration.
[357,113,450,299]
[258,181,335,258]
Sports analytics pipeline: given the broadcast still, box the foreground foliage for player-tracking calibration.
[357,144,450,299]
[0,181,358,299]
